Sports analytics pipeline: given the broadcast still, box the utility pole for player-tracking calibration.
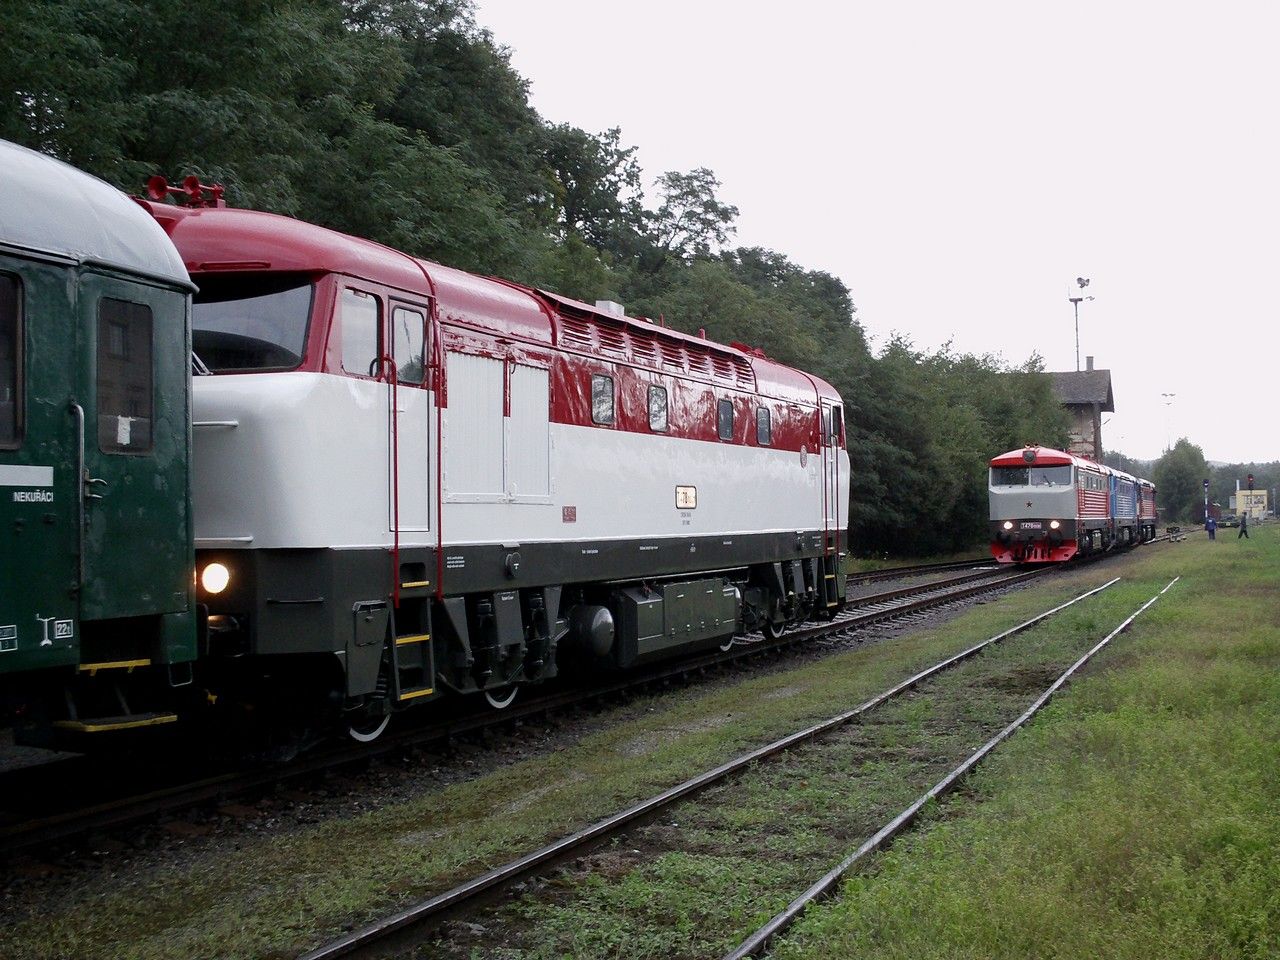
[1068,277,1092,371]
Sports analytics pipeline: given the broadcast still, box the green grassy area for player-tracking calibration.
[775,526,1280,960]
[3,531,1268,959]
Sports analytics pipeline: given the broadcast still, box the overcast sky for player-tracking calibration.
[475,0,1279,465]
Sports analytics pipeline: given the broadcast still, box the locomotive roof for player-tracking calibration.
[990,445,1154,487]
[148,200,840,407]
[0,140,189,286]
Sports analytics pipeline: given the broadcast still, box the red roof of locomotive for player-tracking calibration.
[143,200,842,407]
[989,445,1080,468]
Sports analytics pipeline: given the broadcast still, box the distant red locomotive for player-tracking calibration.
[143,185,851,739]
[989,445,1157,564]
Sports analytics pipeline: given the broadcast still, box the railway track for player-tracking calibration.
[0,564,1038,860]
[293,572,1118,960]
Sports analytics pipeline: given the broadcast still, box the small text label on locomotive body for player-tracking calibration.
[0,625,16,653]
[12,490,54,503]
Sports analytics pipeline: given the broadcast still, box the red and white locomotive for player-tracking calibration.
[989,445,1157,564]
[144,186,851,738]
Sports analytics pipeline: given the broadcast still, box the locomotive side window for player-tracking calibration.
[96,298,153,453]
[341,288,381,377]
[0,274,18,447]
[717,399,733,441]
[391,306,426,385]
[648,385,668,432]
[192,274,313,371]
[591,374,614,425]
[756,407,771,445]
[830,405,844,445]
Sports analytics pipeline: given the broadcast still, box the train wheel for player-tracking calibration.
[718,636,735,652]
[484,685,520,710]
[347,711,391,743]
[763,619,786,641]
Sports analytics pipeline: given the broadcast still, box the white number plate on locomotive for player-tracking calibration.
[1020,521,1043,529]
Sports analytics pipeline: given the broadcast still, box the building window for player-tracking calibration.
[717,398,733,441]
[648,385,668,431]
[0,274,19,448]
[97,298,153,453]
[591,374,614,425]
[756,407,771,445]
[341,288,381,377]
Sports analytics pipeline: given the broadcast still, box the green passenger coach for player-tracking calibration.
[0,139,198,743]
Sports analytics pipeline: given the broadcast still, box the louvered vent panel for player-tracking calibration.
[559,314,593,348]
[596,323,627,355]
[733,357,755,388]
[687,348,712,376]
[631,335,657,364]
[659,340,685,370]
[711,354,735,381]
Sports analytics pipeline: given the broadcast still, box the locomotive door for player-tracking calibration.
[77,271,191,622]
[387,301,430,532]
[0,256,80,671]
[821,402,843,552]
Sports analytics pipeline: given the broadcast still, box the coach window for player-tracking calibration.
[717,398,733,441]
[391,306,426,385]
[648,385,668,431]
[591,374,614,425]
[756,406,771,445]
[341,288,381,377]
[97,298,153,453]
[0,274,18,447]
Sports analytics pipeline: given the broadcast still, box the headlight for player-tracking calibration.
[1049,520,1061,530]
[201,562,231,594]
[1002,521,1013,530]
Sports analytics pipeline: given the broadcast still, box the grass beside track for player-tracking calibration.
[775,525,1280,960]
[1,530,1272,959]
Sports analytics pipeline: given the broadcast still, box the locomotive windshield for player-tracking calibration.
[991,465,1073,486]
[193,274,313,372]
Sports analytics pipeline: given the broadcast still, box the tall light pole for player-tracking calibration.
[1068,277,1093,371]
[1161,392,1176,452]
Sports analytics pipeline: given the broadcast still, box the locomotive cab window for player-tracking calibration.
[756,406,771,445]
[96,298,153,453]
[0,274,19,447]
[991,465,1073,486]
[830,405,844,445]
[342,289,382,377]
[717,398,733,441]
[192,273,314,372]
[592,374,614,425]
[648,385,668,431]
[391,306,426,385]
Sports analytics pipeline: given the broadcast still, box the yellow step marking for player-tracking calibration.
[78,659,151,675]
[53,714,178,733]
[397,687,435,701]
[400,580,431,589]
[396,633,430,646]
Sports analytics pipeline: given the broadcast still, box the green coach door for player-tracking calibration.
[77,272,192,626]
[0,257,80,670]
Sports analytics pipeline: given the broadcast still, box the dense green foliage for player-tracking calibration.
[2,0,1070,554]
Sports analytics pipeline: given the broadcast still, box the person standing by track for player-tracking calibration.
[1238,512,1250,539]
[1206,515,1217,540]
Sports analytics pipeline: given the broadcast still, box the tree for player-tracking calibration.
[1153,439,1210,522]
[642,168,739,271]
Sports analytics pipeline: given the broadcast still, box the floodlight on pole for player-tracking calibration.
[1161,392,1176,452]
[1067,277,1094,371]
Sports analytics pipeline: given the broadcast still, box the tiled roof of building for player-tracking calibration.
[1050,369,1114,411]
